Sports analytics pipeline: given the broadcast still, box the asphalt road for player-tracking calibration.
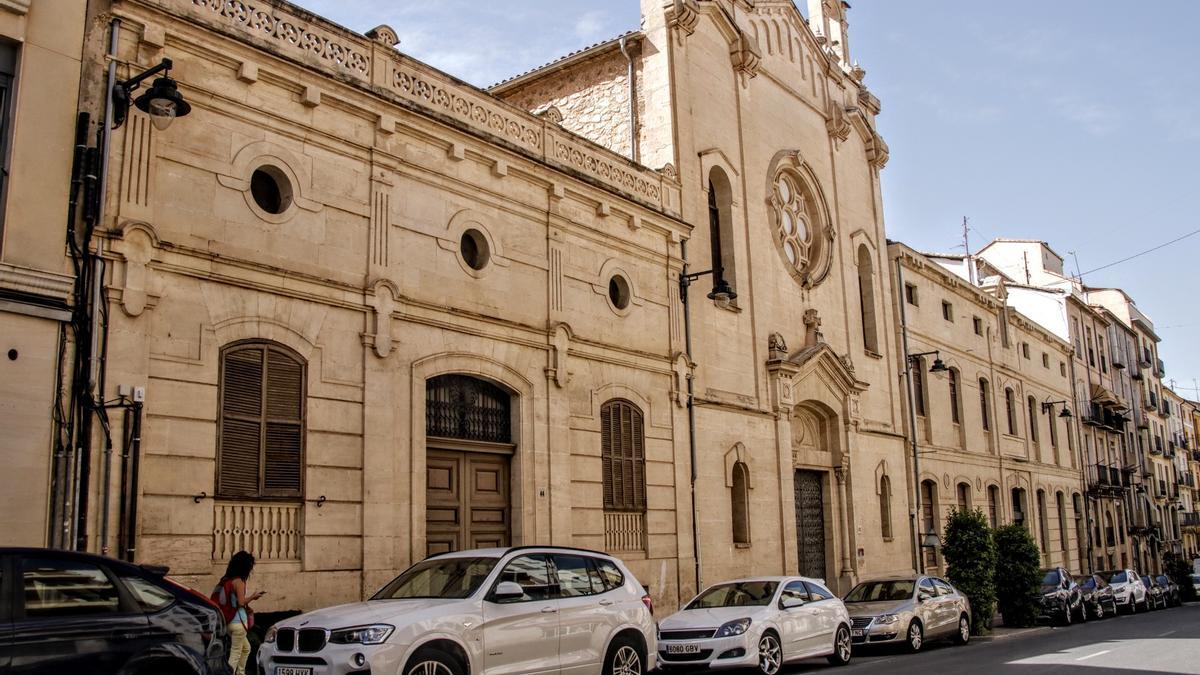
[666,603,1200,674]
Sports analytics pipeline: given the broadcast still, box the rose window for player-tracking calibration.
[774,172,812,272]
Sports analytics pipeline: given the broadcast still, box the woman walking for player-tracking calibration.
[213,551,264,675]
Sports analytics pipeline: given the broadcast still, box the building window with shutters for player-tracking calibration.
[213,341,305,562]
[601,399,647,552]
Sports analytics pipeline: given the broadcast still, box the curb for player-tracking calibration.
[974,625,1054,642]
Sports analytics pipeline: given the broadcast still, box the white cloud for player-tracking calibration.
[1051,95,1122,136]
[574,9,609,41]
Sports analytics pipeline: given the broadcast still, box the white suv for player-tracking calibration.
[1101,568,1148,613]
[257,546,656,675]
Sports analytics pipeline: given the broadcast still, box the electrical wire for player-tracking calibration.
[1077,228,1200,278]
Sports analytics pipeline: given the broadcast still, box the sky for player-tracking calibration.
[300,0,1200,400]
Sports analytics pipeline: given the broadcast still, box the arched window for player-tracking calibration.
[957,482,971,511]
[1027,396,1039,443]
[601,399,646,514]
[1037,489,1049,553]
[987,485,1000,527]
[921,480,939,569]
[1011,487,1027,528]
[426,374,512,443]
[1005,387,1017,435]
[880,475,893,539]
[948,369,961,424]
[1073,493,1087,570]
[731,462,751,545]
[217,341,306,498]
[979,378,991,431]
[912,357,927,417]
[707,169,737,300]
[856,244,879,353]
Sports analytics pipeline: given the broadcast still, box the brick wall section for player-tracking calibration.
[498,51,640,159]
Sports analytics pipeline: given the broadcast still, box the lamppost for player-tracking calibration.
[111,57,192,130]
[1040,400,1073,418]
[905,350,948,570]
[677,244,738,592]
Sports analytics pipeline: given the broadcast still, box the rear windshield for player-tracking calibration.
[844,580,915,603]
[1156,576,1169,585]
[1080,577,1096,590]
[687,581,778,609]
[1105,571,1128,584]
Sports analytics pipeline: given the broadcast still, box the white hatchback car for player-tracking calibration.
[656,576,852,673]
[257,546,656,675]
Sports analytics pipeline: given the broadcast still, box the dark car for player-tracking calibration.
[1154,574,1180,608]
[1038,567,1085,625]
[1141,575,1167,610]
[1077,573,1118,620]
[1,548,230,675]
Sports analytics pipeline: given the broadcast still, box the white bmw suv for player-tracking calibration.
[257,546,656,675]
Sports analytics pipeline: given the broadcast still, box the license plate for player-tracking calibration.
[276,668,313,675]
[666,643,701,654]
[852,629,866,637]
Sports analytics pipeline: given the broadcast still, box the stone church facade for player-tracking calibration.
[20,0,921,615]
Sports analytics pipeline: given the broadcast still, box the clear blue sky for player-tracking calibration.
[301,0,1200,400]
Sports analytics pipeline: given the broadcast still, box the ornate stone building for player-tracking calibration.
[21,0,915,614]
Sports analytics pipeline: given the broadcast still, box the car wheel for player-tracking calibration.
[405,647,464,675]
[826,625,852,666]
[1093,601,1104,620]
[1109,599,1119,617]
[1078,600,1088,623]
[757,631,783,675]
[1061,601,1072,626]
[906,621,924,653]
[953,615,970,645]
[604,636,645,675]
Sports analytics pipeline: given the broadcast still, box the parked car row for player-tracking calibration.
[5,544,1189,675]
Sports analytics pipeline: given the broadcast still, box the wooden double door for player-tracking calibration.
[425,449,510,556]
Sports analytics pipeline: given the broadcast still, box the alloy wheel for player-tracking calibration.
[407,661,455,675]
[908,622,923,652]
[959,617,970,643]
[758,633,782,675]
[1094,601,1104,619]
[1062,601,1072,625]
[835,627,852,662]
[612,645,643,675]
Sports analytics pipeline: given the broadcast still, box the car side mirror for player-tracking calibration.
[780,597,805,610]
[491,581,525,602]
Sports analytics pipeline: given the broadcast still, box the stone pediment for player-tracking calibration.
[775,341,867,399]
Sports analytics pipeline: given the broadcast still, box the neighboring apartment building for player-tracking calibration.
[1184,399,1200,557]
[892,244,1086,574]
[15,0,911,614]
[0,1,89,546]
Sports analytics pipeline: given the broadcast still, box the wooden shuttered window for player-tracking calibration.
[601,399,646,513]
[218,342,305,498]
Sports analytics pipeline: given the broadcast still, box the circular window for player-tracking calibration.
[250,166,293,215]
[608,275,631,310]
[460,229,491,270]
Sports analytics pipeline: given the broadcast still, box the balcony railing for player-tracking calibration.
[1182,512,1200,529]
[213,501,302,562]
[1192,449,1200,463]
[604,511,647,552]
[1088,464,1129,494]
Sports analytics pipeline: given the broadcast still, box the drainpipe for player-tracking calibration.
[895,257,922,573]
[619,35,638,163]
[681,240,702,592]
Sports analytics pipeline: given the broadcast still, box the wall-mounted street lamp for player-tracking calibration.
[1042,399,1073,418]
[679,267,737,308]
[112,57,191,130]
[908,350,949,375]
[921,531,941,549]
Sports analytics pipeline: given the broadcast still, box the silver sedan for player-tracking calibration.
[842,576,972,652]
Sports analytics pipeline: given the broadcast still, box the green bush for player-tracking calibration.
[1164,553,1195,603]
[942,507,997,633]
[993,524,1041,627]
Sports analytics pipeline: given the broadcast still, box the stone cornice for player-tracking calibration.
[123,0,682,219]
[0,262,74,303]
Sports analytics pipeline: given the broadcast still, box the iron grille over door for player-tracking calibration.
[794,470,826,579]
[426,375,512,444]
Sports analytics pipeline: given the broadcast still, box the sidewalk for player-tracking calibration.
[973,614,1053,642]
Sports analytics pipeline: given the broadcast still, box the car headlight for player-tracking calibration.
[715,618,752,638]
[263,626,277,644]
[875,614,899,625]
[329,624,395,645]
